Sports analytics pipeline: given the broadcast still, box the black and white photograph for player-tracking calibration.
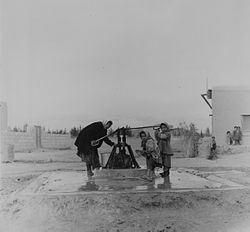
[1,1,250,231]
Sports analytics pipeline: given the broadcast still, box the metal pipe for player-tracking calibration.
[201,93,212,109]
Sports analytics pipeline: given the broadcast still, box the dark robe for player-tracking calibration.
[154,130,173,170]
[154,130,173,155]
[74,121,114,168]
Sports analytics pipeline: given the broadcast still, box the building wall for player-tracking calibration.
[212,86,250,145]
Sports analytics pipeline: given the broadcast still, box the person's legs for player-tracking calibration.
[160,153,165,176]
[160,154,171,177]
[146,169,151,178]
[148,159,156,179]
[208,149,217,160]
[91,148,102,170]
[79,152,94,177]
[166,155,171,175]
[163,167,170,176]
[146,157,153,180]
[86,163,94,176]
[212,149,217,159]
[150,167,156,178]
[141,156,153,181]
[143,169,154,181]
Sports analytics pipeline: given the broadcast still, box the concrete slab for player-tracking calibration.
[20,168,247,195]
[178,168,250,187]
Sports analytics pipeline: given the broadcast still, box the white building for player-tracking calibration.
[207,86,250,145]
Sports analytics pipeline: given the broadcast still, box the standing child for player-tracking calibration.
[232,126,238,145]
[155,123,173,177]
[138,131,161,181]
[208,136,217,160]
[236,127,242,145]
[226,131,233,145]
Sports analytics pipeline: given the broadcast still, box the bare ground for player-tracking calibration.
[1,148,250,232]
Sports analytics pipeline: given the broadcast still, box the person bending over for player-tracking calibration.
[74,121,114,176]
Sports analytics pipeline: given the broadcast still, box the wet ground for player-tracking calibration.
[20,168,248,196]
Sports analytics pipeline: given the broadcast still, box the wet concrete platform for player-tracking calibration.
[20,168,248,195]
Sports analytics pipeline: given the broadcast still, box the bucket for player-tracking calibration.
[1,144,15,163]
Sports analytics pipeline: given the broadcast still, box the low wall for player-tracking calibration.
[1,131,36,152]
[42,132,74,150]
[1,128,75,152]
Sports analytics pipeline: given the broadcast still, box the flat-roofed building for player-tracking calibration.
[210,86,250,145]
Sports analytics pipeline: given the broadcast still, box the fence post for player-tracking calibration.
[34,126,42,148]
[0,102,15,162]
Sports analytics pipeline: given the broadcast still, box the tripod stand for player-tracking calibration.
[91,124,178,169]
[105,127,140,169]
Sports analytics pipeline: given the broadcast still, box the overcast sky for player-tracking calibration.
[1,0,250,131]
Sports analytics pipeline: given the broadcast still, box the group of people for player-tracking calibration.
[226,126,242,145]
[139,123,173,180]
[74,121,173,181]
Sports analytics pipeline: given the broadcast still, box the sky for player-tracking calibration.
[1,0,250,131]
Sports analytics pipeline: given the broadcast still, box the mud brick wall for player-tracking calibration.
[1,128,75,152]
[1,131,36,152]
[41,133,74,150]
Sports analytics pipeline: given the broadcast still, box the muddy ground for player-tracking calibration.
[1,149,250,232]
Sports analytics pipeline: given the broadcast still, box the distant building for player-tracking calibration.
[202,86,250,145]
